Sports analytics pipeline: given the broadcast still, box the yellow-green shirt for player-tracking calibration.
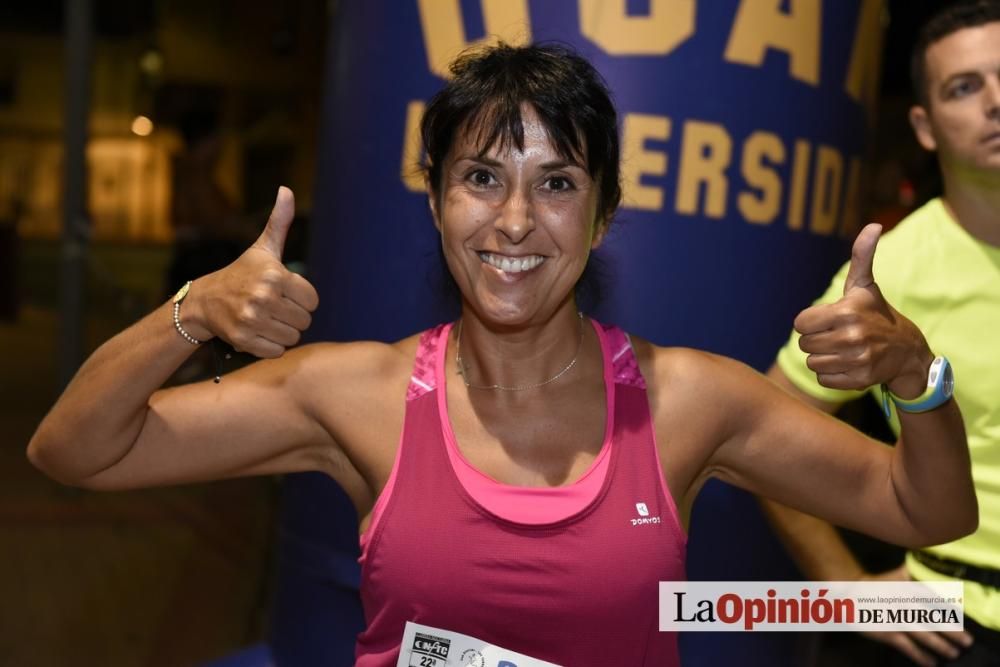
[776,198,1000,629]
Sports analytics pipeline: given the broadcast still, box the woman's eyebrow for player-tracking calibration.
[456,154,503,167]
[453,156,585,171]
[540,159,585,170]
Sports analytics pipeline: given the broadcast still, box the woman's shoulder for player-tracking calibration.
[625,334,735,388]
[274,329,430,397]
[624,335,771,427]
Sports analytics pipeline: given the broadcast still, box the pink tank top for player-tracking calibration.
[356,320,686,666]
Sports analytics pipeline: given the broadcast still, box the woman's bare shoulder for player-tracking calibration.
[628,336,764,448]
[627,335,736,392]
[285,331,425,395]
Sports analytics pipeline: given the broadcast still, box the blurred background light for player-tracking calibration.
[130,114,153,136]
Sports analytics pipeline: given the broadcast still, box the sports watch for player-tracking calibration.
[881,356,954,417]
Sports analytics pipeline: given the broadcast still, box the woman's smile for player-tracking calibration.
[477,251,547,275]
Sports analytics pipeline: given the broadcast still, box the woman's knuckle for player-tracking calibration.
[238,305,257,324]
[230,330,250,348]
[250,286,273,305]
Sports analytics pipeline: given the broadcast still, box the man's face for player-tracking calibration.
[910,22,1000,176]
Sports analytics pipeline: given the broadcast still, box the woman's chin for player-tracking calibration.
[464,295,575,330]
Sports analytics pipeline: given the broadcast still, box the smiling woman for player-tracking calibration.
[423,44,619,334]
[26,43,976,666]
[432,104,602,334]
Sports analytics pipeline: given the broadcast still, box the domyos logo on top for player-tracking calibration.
[400,0,883,240]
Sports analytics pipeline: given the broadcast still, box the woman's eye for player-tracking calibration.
[469,170,495,186]
[545,176,574,192]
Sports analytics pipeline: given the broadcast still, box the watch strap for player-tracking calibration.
[881,356,952,417]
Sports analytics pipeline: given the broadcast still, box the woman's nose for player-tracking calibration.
[494,191,534,242]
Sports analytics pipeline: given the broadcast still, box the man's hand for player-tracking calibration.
[185,186,320,358]
[861,564,973,666]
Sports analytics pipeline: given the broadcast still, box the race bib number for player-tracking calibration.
[397,621,563,667]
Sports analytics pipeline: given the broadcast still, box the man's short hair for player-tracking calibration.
[910,0,1000,106]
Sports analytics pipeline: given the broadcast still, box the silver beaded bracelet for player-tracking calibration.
[171,280,203,345]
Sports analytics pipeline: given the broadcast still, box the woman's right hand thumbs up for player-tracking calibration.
[182,186,320,358]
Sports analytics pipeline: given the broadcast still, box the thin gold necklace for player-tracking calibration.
[455,312,585,391]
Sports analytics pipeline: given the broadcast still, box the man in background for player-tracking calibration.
[763,1,1000,665]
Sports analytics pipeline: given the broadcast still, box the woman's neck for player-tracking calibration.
[454,303,587,391]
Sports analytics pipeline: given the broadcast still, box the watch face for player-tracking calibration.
[942,362,955,397]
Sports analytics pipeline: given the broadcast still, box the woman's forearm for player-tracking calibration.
[27,297,208,485]
[891,401,976,546]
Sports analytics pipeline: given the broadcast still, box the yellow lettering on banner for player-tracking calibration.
[621,114,671,211]
[809,145,844,235]
[738,131,785,225]
[844,0,884,107]
[676,121,732,219]
[417,0,530,79]
[724,0,821,85]
[787,139,811,230]
[580,0,695,55]
[400,101,427,193]
[839,157,863,238]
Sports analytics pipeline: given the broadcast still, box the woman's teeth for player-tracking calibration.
[479,253,545,274]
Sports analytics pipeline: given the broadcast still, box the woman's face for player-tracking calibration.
[430,105,605,326]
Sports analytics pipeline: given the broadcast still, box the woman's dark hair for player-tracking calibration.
[910,0,1000,106]
[420,42,622,225]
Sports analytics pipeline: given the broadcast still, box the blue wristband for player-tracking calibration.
[880,357,954,418]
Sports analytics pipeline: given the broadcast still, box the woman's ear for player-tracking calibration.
[591,215,610,250]
[427,177,442,232]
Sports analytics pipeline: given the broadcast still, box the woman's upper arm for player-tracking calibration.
[79,341,401,493]
[650,348,899,537]
[702,353,902,532]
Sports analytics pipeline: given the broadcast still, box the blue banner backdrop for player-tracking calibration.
[273,1,884,664]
